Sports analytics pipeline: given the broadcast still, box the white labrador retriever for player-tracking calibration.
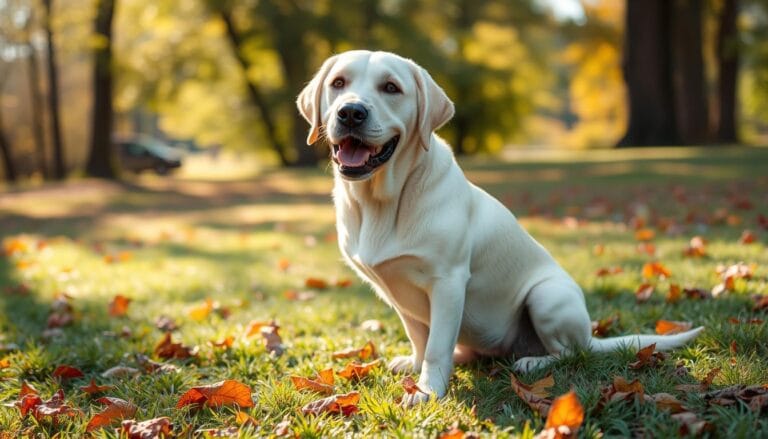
[297,50,703,405]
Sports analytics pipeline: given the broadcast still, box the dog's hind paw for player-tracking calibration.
[512,355,557,373]
[388,355,420,374]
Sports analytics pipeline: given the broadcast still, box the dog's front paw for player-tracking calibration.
[388,355,420,374]
[513,355,557,373]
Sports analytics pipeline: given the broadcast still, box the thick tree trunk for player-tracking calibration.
[0,113,17,183]
[670,0,709,144]
[716,0,739,143]
[26,44,49,178]
[43,0,66,180]
[218,8,291,166]
[618,0,678,147]
[85,0,117,178]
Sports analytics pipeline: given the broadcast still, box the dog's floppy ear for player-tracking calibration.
[412,63,454,151]
[297,55,339,145]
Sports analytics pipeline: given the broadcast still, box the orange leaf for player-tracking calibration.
[108,295,131,317]
[154,333,198,359]
[52,365,84,380]
[335,278,353,288]
[305,277,328,289]
[301,391,360,416]
[0,358,10,369]
[290,375,334,395]
[739,230,756,244]
[176,380,254,409]
[401,376,425,395]
[439,422,466,439]
[337,359,382,380]
[332,340,378,361]
[635,283,654,303]
[666,284,682,303]
[634,228,655,241]
[119,417,173,438]
[79,379,113,395]
[510,373,554,416]
[683,236,706,257]
[642,261,671,279]
[595,266,622,277]
[235,410,259,427]
[629,343,666,369]
[86,397,137,431]
[543,390,584,435]
[210,336,234,349]
[188,298,214,321]
[591,315,619,337]
[655,320,692,335]
[277,258,291,271]
[30,389,82,422]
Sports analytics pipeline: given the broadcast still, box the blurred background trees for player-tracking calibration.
[0,0,765,181]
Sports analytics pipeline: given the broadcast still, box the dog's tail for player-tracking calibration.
[588,326,704,353]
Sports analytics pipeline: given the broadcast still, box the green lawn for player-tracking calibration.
[1,147,767,437]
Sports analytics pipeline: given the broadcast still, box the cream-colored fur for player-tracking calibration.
[297,50,703,405]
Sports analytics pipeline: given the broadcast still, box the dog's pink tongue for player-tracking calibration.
[338,141,372,167]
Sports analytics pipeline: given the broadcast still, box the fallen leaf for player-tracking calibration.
[108,295,131,317]
[635,283,654,303]
[176,380,254,409]
[195,426,239,437]
[337,359,382,380]
[538,390,584,438]
[155,315,179,332]
[301,391,360,416]
[635,228,655,241]
[642,262,671,279]
[655,320,692,335]
[277,258,291,271]
[510,373,555,416]
[305,277,328,289]
[274,416,292,436]
[672,411,714,436]
[154,332,198,360]
[739,230,757,244]
[666,284,682,303]
[629,343,666,369]
[119,417,173,438]
[52,365,84,380]
[332,340,378,361]
[335,278,353,288]
[188,298,214,321]
[596,266,623,277]
[439,421,466,439]
[135,353,181,374]
[636,242,656,256]
[402,376,425,395]
[683,236,706,257]
[30,389,82,423]
[591,315,619,336]
[290,368,335,395]
[753,295,768,312]
[683,287,711,300]
[259,324,285,357]
[235,410,259,427]
[79,379,113,395]
[15,382,42,417]
[210,336,235,349]
[675,367,721,392]
[651,393,688,413]
[0,358,10,369]
[86,397,137,431]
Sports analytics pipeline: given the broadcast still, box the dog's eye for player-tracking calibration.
[331,78,345,89]
[382,81,401,94]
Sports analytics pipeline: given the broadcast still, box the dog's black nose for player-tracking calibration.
[337,103,368,128]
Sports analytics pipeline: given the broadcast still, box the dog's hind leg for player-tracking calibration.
[512,276,591,373]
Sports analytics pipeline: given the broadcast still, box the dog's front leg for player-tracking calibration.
[403,274,466,406]
[388,311,428,374]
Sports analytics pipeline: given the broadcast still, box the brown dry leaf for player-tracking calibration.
[629,343,666,369]
[52,364,84,380]
[30,389,82,423]
[591,315,619,336]
[740,230,757,244]
[537,390,584,438]
[86,397,137,431]
[510,373,555,416]
[305,277,328,289]
[260,324,285,357]
[135,353,181,374]
[301,391,360,416]
[683,236,707,257]
[655,320,693,335]
[666,284,682,303]
[402,376,425,395]
[79,379,114,395]
[119,417,173,438]
[337,359,382,381]
[595,266,623,277]
[635,283,654,303]
[752,295,768,312]
[651,393,687,413]
[332,340,378,360]
[672,412,714,436]
[596,376,646,412]
[675,367,721,392]
[683,287,711,300]
[176,380,254,409]
[108,295,131,317]
[154,332,198,360]
[642,262,671,279]
[290,368,335,395]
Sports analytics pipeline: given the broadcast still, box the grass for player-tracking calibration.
[0,147,767,437]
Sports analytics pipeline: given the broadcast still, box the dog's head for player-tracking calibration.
[297,50,454,181]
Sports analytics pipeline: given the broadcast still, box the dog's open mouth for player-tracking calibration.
[331,135,399,179]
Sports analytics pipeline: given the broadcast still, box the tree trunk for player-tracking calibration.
[218,8,291,166]
[716,0,739,143]
[0,112,17,183]
[26,43,49,178]
[670,0,709,144]
[43,0,66,180]
[85,0,117,178]
[618,0,678,147]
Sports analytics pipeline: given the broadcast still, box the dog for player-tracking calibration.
[297,50,703,405]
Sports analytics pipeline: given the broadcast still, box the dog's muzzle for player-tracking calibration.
[331,135,399,180]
